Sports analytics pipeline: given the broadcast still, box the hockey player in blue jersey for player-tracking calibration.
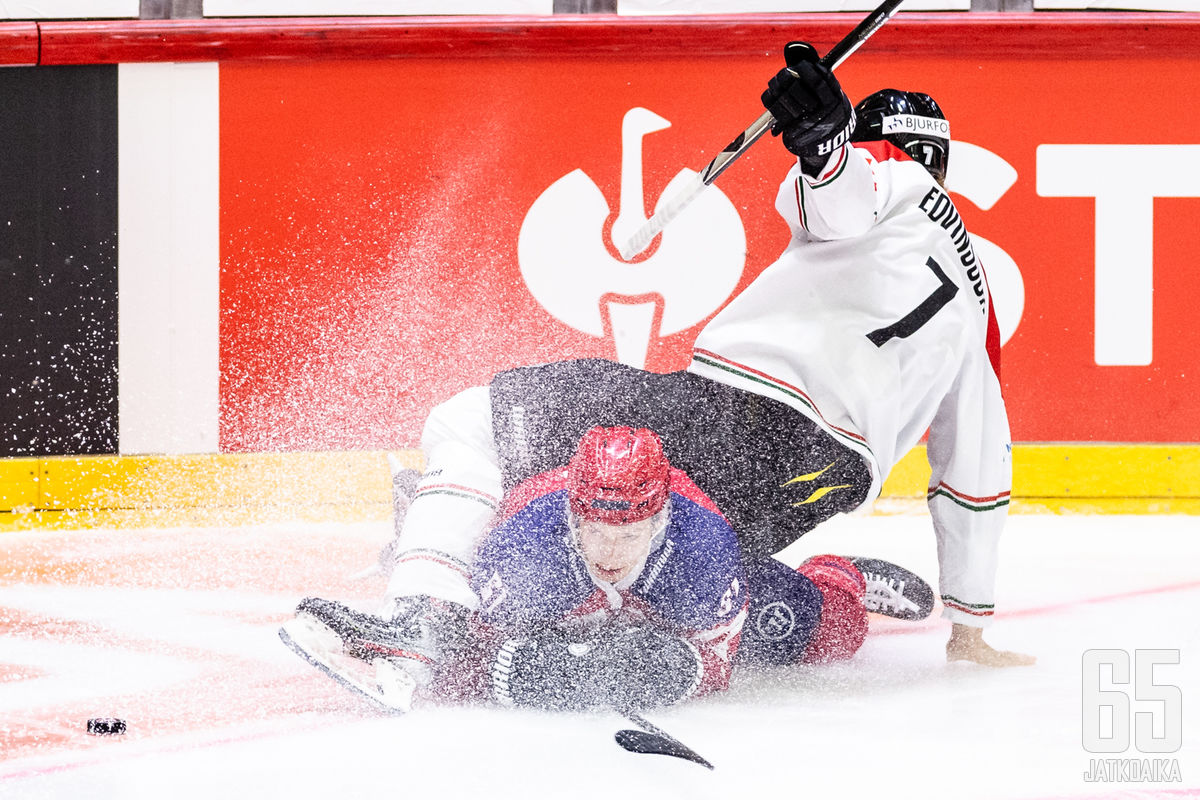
[281,425,924,711]
[468,425,913,708]
[281,425,746,710]
[469,424,746,709]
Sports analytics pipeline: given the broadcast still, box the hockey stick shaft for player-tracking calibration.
[617,0,905,260]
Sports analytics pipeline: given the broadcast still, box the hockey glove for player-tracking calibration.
[490,625,702,712]
[761,41,855,172]
[591,626,703,710]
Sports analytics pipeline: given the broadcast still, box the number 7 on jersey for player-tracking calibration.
[867,256,959,347]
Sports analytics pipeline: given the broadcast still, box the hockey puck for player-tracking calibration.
[86,718,127,736]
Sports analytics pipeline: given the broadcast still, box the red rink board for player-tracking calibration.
[209,19,1200,450]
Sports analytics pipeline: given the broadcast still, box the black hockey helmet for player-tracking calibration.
[850,88,950,184]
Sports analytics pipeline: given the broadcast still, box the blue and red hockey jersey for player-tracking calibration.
[470,467,747,697]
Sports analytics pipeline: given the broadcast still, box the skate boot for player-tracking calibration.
[849,557,935,621]
[280,595,467,712]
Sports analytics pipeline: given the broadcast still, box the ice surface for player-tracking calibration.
[1,513,1197,799]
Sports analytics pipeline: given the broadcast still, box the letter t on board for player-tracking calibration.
[1037,145,1200,366]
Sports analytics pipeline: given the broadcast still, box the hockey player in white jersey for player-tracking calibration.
[703,40,1032,666]
[282,39,1032,701]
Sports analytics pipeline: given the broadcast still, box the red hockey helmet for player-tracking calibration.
[567,426,670,525]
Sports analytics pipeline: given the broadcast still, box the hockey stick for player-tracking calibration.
[614,711,714,770]
[617,0,905,260]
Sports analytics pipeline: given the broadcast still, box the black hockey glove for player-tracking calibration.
[490,625,702,712]
[761,41,855,172]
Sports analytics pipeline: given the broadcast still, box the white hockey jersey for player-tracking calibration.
[689,141,1012,626]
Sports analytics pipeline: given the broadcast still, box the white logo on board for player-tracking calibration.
[518,108,745,368]
[1037,144,1200,366]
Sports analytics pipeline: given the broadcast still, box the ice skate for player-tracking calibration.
[279,596,448,712]
[849,557,935,621]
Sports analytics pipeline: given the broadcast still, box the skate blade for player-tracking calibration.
[278,615,411,713]
[373,658,417,712]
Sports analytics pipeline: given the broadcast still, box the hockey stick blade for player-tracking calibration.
[617,0,905,261]
[614,728,714,770]
[614,711,714,769]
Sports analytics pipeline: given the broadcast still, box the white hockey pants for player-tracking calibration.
[383,385,500,612]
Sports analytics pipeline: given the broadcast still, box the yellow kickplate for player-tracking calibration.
[0,505,397,531]
[1014,445,1200,497]
[3,446,1198,522]
[17,450,422,512]
[881,444,1200,506]
[36,452,381,510]
[0,458,40,510]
